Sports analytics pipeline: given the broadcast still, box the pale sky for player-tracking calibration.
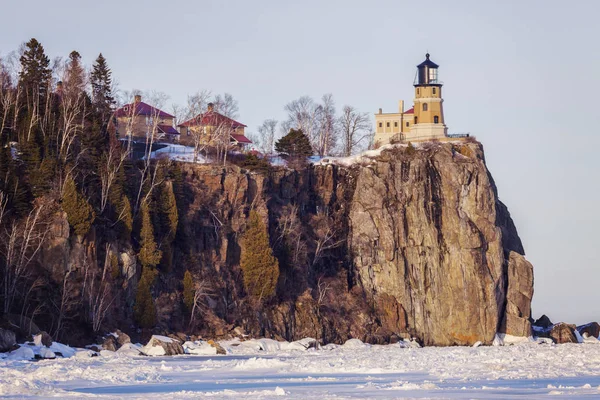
[1,0,599,324]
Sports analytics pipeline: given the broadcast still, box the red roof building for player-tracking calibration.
[177,103,252,148]
[113,95,178,142]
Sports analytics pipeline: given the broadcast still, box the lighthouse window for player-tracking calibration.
[432,87,436,95]
[378,122,382,128]
[394,122,398,127]
[423,103,428,111]
[429,68,438,83]
[406,122,409,127]
[434,116,439,124]
[417,88,420,95]
[386,122,390,128]
[414,117,418,124]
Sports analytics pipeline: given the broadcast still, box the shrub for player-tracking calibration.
[240,153,271,173]
[240,211,279,301]
[183,270,194,312]
[138,202,162,269]
[133,268,157,328]
[62,177,96,236]
[110,253,120,279]
[455,144,474,158]
[275,129,312,159]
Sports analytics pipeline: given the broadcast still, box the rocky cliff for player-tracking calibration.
[34,140,533,346]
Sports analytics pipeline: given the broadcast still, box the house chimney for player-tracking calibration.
[207,102,214,112]
[134,94,142,103]
[378,108,382,114]
[398,100,404,114]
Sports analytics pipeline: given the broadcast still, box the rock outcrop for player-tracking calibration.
[0,328,16,352]
[347,143,532,345]
[550,323,579,344]
[142,335,184,356]
[577,322,600,339]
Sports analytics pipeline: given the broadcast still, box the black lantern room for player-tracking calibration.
[414,53,440,86]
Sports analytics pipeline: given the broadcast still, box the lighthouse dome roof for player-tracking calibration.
[417,53,439,68]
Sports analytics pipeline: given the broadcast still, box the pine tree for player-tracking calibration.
[90,53,115,127]
[158,181,178,243]
[275,129,313,159]
[64,51,86,93]
[138,201,162,269]
[133,268,157,328]
[182,270,194,313]
[240,211,279,301]
[119,194,133,239]
[18,38,52,113]
[62,176,96,236]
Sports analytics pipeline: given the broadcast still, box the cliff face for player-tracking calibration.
[347,143,532,345]
[37,141,533,346]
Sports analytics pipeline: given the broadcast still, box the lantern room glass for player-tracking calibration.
[428,68,438,84]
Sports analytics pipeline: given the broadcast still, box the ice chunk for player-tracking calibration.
[8,346,35,360]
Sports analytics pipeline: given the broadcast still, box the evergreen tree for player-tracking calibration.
[62,176,96,236]
[18,38,52,114]
[133,268,157,328]
[275,129,313,159]
[158,181,178,243]
[119,194,133,239]
[240,211,279,301]
[0,144,30,216]
[64,51,86,93]
[138,201,162,269]
[90,53,115,127]
[182,270,194,313]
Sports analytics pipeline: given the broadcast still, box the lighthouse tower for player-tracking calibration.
[410,53,448,140]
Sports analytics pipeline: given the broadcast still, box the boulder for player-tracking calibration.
[114,330,131,347]
[502,252,534,337]
[32,331,53,348]
[534,315,553,330]
[102,335,119,351]
[550,323,578,344]
[37,347,56,359]
[577,322,600,339]
[233,326,246,337]
[207,339,226,355]
[0,328,17,352]
[142,335,184,356]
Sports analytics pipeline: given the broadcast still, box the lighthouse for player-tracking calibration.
[374,53,449,146]
[410,53,448,140]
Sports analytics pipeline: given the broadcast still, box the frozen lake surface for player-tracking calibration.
[2,340,600,399]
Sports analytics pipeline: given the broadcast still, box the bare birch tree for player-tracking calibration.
[133,91,169,214]
[282,96,321,153]
[189,279,212,328]
[339,105,371,156]
[99,132,129,214]
[316,94,337,157]
[0,202,47,314]
[256,119,278,155]
[83,244,115,332]
[212,93,239,165]
[56,51,88,164]
[184,90,212,163]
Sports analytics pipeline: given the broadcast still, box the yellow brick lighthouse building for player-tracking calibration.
[374,53,448,146]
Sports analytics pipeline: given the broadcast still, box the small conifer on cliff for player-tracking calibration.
[62,177,96,236]
[240,211,279,301]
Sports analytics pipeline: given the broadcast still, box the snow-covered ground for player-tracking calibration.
[2,338,600,399]
[151,144,208,163]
